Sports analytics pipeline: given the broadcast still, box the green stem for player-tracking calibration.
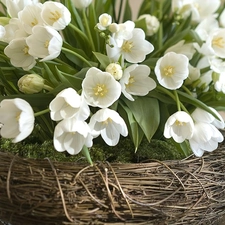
[157,86,188,113]
[174,90,181,111]
[61,47,93,67]
[68,23,90,44]
[82,145,93,165]
[34,108,50,117]
[43,84,53,91]
[82,9,96,52]
[182,85,193,96]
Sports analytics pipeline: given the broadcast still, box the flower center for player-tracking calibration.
[16,112,21,121]
[122,41,134,52]
[23,45,29,55]
[45,40,50,48]
[31,18,38,27]
[212,37,225,48]
[126,76,135,87]
[102,117,112,125]
[49,10,61,22]
[94,84,108,97]
[175,120,186,126]
[163,65,175,77]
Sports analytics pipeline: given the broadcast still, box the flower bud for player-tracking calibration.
[97,13,112,31]
[106,63,123,80]
[138,14,160,36]
[71,0,92,9]
[18,74,45,94]
[108,23,119,33]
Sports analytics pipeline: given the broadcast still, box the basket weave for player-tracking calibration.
[0,145,225,225]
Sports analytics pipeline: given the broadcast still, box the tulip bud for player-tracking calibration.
[137,14,160,36]
[106,63,123,80]
[71,0,92,9]
[18,74,45,94]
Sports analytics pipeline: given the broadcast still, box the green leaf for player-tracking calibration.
[119,102,144,151]
[178,90,221,120]
[123,96,160,142]
[93,52,110,69]
[123,0,132,21]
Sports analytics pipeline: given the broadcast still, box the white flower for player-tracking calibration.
[26,25,63,61]
[53,118,93,155]
[137,14,160,36]
[82,67,121,108]
[49,88,90,121]
[220,8,225,27]
[172,0,220,23]
[89,108,128,146]
[96,13,112,31]
[120,64,156,101]
[105,63,123,80]
[184,64,200,85]
[0,25,6,39]
[18,74,45,94]
[163,111,195,143]
[4,0,39,18]
[189,122,224,157]
[191,107,224,129]
[3,18,27,43]
[111,20,135,47]
[154,52,189,90]
[41,1,71,31]
[165,40,196,60]
[0,98,34,143]
[195,16,219,41]
[71,0,92,9]
[4,37,37,70]
[206,28,225,58]
[107,28,154,63]
[18,3,44,34]
[214,73,225,93]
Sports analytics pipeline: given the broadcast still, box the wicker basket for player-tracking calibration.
[0,145,225,225]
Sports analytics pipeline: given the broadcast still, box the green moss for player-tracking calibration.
[0,137,184,163]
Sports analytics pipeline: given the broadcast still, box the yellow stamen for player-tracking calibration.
[163,65,175,77]
[45,40,50,48]
[102,118,112,125]
[16,112,21,121]
[212,37,225,48]
[23,46,29,55]
[175,120,185,126]
[49,11,61,22]
[122,41,134,52]
[31,18,38,26]
[93,84,108,97]
[126,76,135,87]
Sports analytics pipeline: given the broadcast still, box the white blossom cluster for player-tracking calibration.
[1,0,71,70]
[0,0,225,160]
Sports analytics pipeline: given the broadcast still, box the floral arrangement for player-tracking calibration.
[0,0,225,164]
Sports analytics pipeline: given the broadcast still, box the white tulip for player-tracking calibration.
[89,108,128,146]
[71,0,92,9]
[155,52,189,90]
[164,111,195,143]
[53,118,93,155]
[82,67,121,108]
[107,28,154,63]
[18,3,44,34]
[120,64,156,101]
[0,98,34,143]
[5,0,39,18]
[4,37,37,70]
[26,25,63,61]
[41,1,71,31]
[189,122,224,157]
[49,88,90,121]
